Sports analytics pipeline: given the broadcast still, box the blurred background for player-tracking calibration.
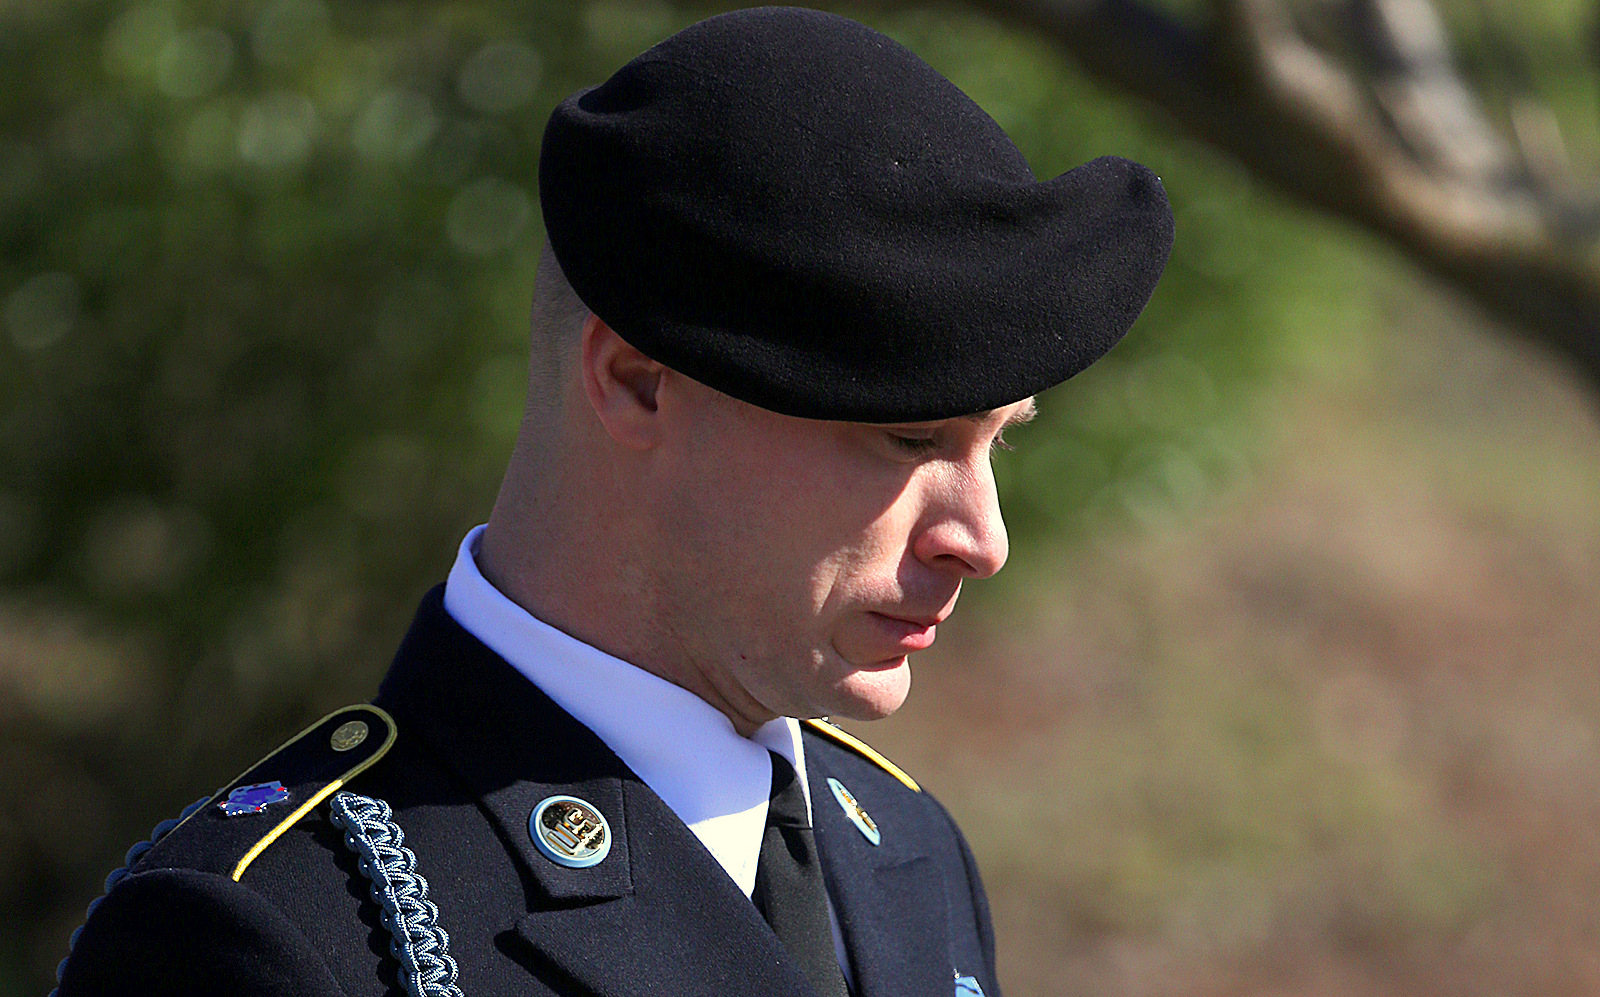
[5,0,1600,994]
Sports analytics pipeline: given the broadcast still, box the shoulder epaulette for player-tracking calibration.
[802,718,921,792]
[179,704,398,881]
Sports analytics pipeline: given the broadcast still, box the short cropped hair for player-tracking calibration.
[524,238,591,433]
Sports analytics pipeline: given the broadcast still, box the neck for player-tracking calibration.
[479,451,777,739]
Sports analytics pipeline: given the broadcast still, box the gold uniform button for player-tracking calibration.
[330,720,369,752]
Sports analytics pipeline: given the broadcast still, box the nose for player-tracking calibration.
[911,459,1009,579]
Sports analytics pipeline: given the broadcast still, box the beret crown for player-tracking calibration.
[540,6,1174,422]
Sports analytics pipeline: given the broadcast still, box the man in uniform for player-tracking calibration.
[54,7,1171,996]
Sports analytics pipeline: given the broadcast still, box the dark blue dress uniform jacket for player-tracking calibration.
[56,587,1002,997]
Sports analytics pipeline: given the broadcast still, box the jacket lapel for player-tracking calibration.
[515,774,811,997]
[375,588,816,997]
[809,755,952,997]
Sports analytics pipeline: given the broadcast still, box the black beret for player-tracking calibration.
[539,6,1173,423]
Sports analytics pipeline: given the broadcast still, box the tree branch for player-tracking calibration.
[961,0,1600,389]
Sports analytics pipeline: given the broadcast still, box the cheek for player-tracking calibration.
[662,416,915,628]
[779,479,910,620]
[659,456,823,623]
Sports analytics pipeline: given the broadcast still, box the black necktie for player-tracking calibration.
[753,751,851,997]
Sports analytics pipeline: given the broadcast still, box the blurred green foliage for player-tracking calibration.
[1,1,585,986]
[1,0,1572,992]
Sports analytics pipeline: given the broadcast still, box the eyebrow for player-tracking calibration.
[964,397,1038,428]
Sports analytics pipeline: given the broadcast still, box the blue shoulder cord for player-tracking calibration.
[328,791,464,997]
[51,795,211,997]
[54,791,462,997]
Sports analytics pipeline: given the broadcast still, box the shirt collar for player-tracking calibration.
[441,525,810,896]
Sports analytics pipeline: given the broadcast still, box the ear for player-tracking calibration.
[581,313,664,451]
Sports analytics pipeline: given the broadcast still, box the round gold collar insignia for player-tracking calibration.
[529,795,612,868]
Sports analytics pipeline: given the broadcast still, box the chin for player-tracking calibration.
[823,659,913,722]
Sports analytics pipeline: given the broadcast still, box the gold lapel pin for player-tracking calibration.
[826,777,880,845]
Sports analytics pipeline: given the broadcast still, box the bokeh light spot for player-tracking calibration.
[1124,353,1217,431]
[237,91,319,167]
[176,104,234,174]
[351,88,439,163]
[103,3,178,79]
[5,272,81,351]
[583,0,674,55]
[79,500,211,597]
[156,28,235,101]
[457,41,543,114]
[471,354,528,433]
[251,0,330,66]
[338,435,427,519]
[447,177,531,255]
[0,602,140,729]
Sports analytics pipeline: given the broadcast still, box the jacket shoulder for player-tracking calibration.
[57,866,347,996]
[135,704,396,882]
[802,718,921,792]
[55,706,396,995]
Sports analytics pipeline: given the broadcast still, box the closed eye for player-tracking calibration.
[888,433,940,455]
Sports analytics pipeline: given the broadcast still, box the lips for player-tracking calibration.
[866,611,940,654]
[836,593,959,668]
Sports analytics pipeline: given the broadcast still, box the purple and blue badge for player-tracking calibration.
[954,971,985,997]
[219,781,291,817]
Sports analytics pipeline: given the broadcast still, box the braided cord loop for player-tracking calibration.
[328,791,464,997]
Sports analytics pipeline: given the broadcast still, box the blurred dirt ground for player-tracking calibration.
[847,277,1600,997]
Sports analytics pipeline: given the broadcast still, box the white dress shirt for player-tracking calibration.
[442,526,850,977]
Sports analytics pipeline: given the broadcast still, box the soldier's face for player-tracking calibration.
[647,380,1031,727]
